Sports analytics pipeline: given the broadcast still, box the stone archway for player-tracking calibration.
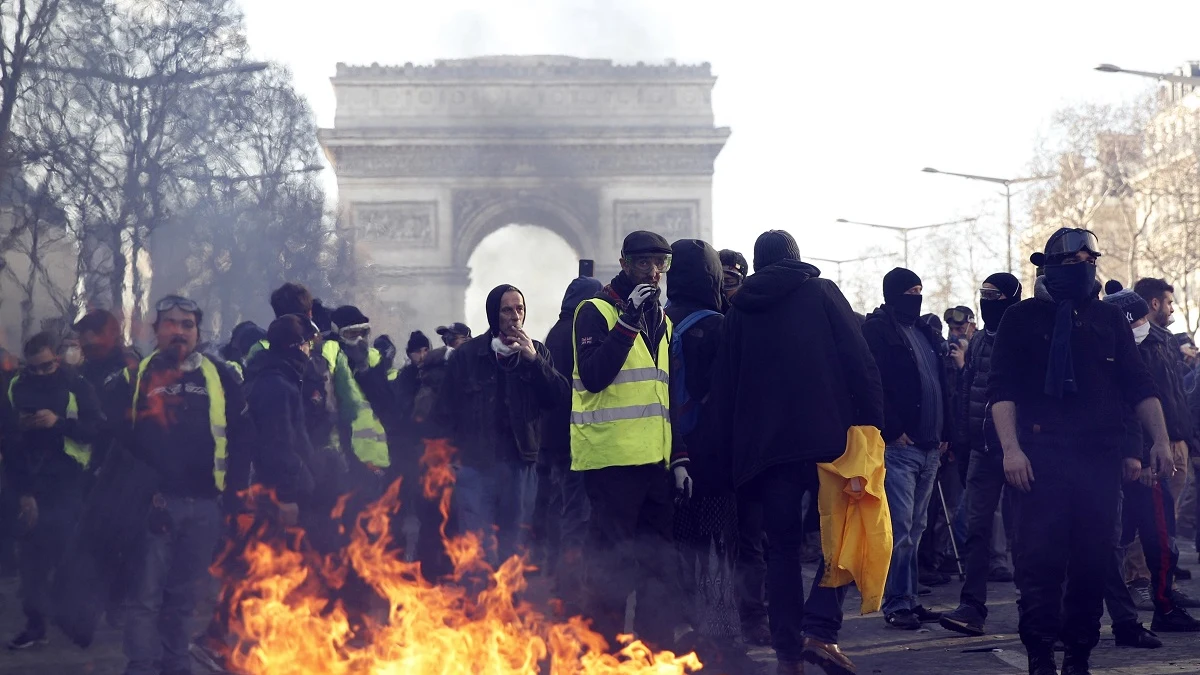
[320,55,729,335]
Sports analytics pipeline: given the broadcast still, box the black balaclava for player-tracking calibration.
[883,267,923,326]
[980,272,1022,331]
[1038,229,1100,398]
[486,284,523,336]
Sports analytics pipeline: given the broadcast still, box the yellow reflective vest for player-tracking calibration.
[326,341,390,469]
[130,354,229,491]
[570,299,673,471]
[7,376,91,468]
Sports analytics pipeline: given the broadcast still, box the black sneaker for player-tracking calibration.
[1128,580,1154,611]
[885,610,920,630]
[1112,622,1162,648]
[1028,649,1057,675]
[1151,608,1200,632]
[1175,565,1193,581]
[919,570,951,586]
[1172,588,1200,609]
[917,584,933,596]
[7,629,46,650]
[940,604,985,636]
[741,620,771,647]
[913,605,943,623]
[987,567,1014,583]
[1061,648,1092,675]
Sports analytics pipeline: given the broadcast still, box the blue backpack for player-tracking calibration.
[670,309,722,436]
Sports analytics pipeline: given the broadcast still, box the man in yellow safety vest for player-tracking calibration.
[2,331,101,650]
[571,230,692,651]
[124,295,253,675]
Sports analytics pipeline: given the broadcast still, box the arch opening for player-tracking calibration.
[464,224,581,341]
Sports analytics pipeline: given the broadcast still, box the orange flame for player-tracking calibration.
[224,439,705,675]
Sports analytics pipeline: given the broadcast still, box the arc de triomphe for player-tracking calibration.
[319,55,729,333]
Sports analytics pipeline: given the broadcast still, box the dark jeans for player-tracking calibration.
[1104,485,1139,628]
[124,496,221,675]
[1013,441,1120,652]
[17,491,81,632]
[548,456,590,611]
[583,463,683,650]
[882,443,940,614]
[454,461,538,567]
[959,450,1007,616]
[741,462,846,661]
[735,492,768,629]
[1121,478,1178,615]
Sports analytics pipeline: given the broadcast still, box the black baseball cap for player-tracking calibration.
[436,322,472,339]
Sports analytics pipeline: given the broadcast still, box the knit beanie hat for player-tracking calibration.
[406,330,431,354]
[331,305,369,333]
[883,267,922,303]
[752,230,801,272]
[983,272,1023,300]
[311,299,333,333]
[1102,289,1150,325]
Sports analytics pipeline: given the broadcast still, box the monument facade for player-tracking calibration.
[319,55,729,332]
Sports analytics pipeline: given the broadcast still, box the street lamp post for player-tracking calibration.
[921,168,1054,274]
[835,218,975,268]
[805,254,887,286]
[1095,63,1200,86]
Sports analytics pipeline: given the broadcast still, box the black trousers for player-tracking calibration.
[1121,478,1178,615]
[18,491,80,631]
[1013,441,1120,651]
[959,450,1006,616]
[735,491,768,629]
[583,463,683,650]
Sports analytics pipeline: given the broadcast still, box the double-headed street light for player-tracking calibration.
[805,254,888,286]
[1095,63,1200,86]
[922,168,1054,274]
[835,217,976,268]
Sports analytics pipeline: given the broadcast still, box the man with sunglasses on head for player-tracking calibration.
[571,230,692,652]
[1,332,101,650]
[123,294,254,675]
[989,229,1173,675]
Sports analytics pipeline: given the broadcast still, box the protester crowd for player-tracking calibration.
[0,226,1197,675]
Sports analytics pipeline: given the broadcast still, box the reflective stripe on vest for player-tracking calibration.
[131,354,229,491]
[569,298,673,471]
[326,341,389,468]
[7,377,91,468]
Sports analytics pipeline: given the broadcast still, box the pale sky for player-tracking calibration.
[236,0,1200,332]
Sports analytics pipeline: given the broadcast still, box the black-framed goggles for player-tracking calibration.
[155,295,199,313]
[1044,229,1102,260]
[944,307,974,325]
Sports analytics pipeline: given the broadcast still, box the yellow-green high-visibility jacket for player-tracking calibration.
[327,341,390,469]
[570,299,673,471]
[7,376,92,468]
[130,353,229,491]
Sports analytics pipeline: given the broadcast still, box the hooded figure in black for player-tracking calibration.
[539,275,602,614]
[989,228,1170,675]
[861,266,955,630]
[432,284,568,566]
[711,230,884,670]
[941,272,1025,637]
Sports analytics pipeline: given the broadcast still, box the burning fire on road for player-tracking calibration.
[220,439,705,675]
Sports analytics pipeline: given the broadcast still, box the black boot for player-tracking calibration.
[1060,648,1091,675]
[1027,648,1057,675]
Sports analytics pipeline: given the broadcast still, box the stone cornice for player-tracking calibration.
[334,56,715,82]
[326,143,724,178]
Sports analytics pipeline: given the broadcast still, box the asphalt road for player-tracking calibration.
[0,545,1198,674]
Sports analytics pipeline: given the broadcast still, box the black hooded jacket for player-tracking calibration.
[1140,324,1193,446]
[862,304,955,447]
[665,240,726,493]
[243,348,316,504]
[542,276,603,462]
[433,286,569,467]
[2,368,102,498]
[712,259,884,489]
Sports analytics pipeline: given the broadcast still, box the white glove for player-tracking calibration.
[626,284,658,311]
[673,465,693,506]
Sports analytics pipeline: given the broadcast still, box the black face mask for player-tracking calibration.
[980,298,1017,331]
[1043,263,1097,304]
[888,294,923,326]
